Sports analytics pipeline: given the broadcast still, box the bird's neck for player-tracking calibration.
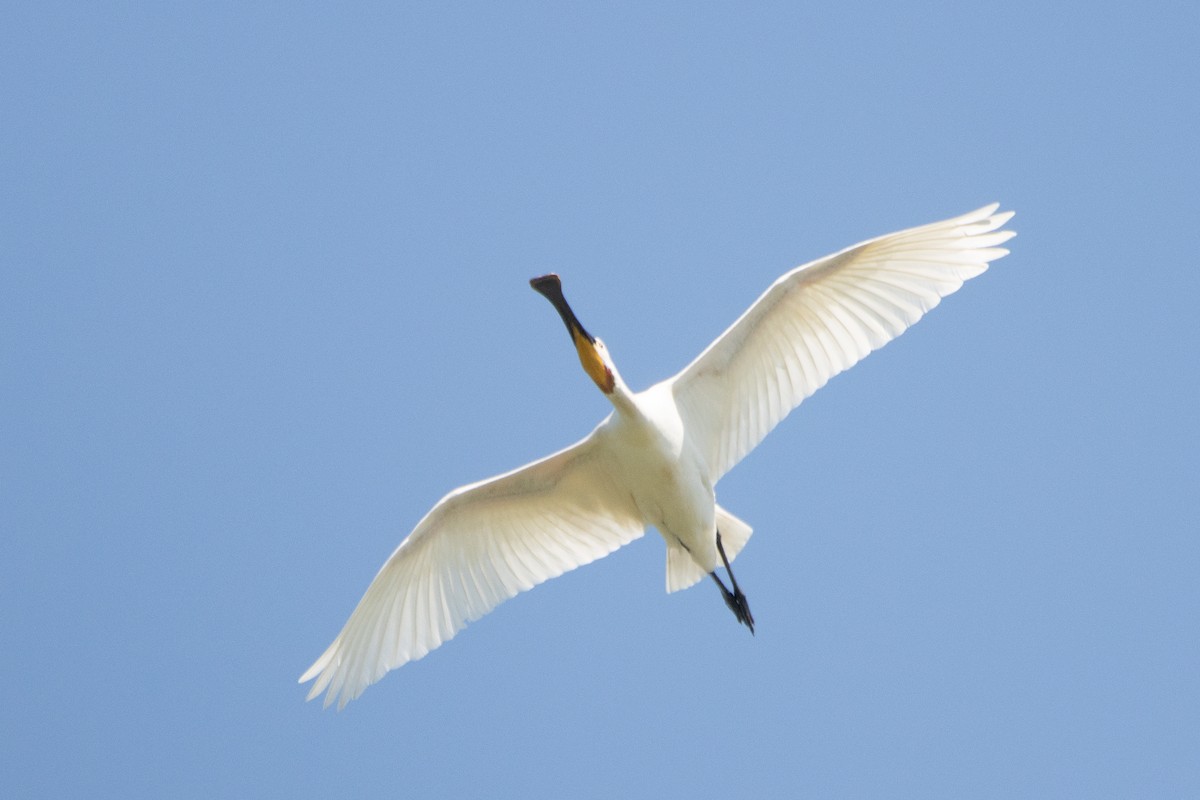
[605,373,639,418]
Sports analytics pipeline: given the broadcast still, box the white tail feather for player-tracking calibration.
[665,505,753,593]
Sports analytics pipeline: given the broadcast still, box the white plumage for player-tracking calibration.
[301,204,1015,708]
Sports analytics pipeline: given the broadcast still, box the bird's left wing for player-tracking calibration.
[670,204,1015,483]
[299,428,643,709]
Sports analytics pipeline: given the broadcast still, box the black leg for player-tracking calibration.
[711,531,754,634]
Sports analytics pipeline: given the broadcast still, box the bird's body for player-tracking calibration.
[608,383,718,573]
[301,204,1015,708]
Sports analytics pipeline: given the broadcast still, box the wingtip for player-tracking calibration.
[298,644,333,685]
[991,208,1016,227]
[964,202,1014,226]
[960,205,1015,239]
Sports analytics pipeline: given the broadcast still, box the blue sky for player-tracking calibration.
[3,2,1197,797]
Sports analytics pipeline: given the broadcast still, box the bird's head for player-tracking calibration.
[530,274,617,395]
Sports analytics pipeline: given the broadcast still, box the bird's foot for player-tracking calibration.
[722,586,755,635]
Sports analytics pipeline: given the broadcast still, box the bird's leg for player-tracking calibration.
[711,531,754,634]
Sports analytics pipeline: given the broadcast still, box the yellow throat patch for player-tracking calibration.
[572,328,614,394]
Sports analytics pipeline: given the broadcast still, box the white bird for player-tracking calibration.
[300,204,1015,708]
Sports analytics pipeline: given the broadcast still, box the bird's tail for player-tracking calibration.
[665,505,753,593]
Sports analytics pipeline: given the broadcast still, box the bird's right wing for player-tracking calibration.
[299,428,644,709]
[671,204,1015,482]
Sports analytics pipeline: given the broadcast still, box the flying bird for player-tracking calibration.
[300,204,1015,708]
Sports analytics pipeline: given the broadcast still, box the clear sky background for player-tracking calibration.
[4,2,1198,797]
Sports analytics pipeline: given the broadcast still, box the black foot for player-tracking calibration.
[710,573,755,635]
[725,586,755,634]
